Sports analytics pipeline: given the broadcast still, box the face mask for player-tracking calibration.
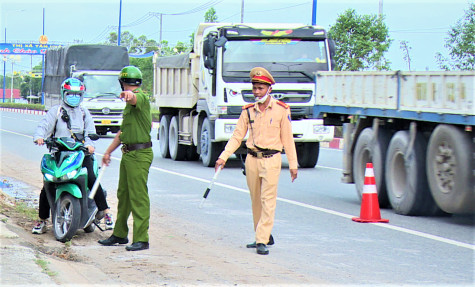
[255,87,271,104]
[65,93,82,107]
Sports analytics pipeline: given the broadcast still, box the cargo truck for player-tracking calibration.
[44,44,129,135]
[154,23,335,167]
[314,71,474,215]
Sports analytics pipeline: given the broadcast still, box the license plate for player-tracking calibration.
[101,120,111,124]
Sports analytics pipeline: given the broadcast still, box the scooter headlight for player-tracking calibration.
[61,170,78,181]
[44,174,54,181]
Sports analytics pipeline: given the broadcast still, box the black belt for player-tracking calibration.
[121,142,152,153]
[247,149,280,159]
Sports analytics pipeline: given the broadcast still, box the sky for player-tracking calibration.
[0,0,472,74]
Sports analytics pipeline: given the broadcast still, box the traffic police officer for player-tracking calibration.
[215,67,298,255]
[98,66,153,251]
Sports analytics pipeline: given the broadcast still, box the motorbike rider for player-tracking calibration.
[32,77,114,234]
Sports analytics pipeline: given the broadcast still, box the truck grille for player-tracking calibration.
[242,90,313,103]
[88,108,124,116]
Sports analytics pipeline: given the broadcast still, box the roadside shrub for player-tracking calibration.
[0,103,45,111]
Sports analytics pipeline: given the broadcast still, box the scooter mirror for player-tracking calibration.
[88,134,100,141]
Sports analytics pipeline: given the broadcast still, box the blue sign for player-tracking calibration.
[0,43,62,55]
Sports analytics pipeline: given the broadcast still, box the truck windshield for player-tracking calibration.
[222,39,329,83]
[82,75,122,98]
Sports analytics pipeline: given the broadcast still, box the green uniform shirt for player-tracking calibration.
[119,88,152,145]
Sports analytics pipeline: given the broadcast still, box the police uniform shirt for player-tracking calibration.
[119,88,152,145]
[219,97,298,170]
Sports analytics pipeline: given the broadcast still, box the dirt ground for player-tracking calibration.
[0,151,323,286]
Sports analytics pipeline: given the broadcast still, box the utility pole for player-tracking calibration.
[241,0,244,23]
[312,0,317,25]
[118,0,122,46]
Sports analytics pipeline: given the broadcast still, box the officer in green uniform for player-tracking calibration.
[98,66,153,251]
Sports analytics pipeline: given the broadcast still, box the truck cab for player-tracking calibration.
[154,23,335,167]
[75,71,125,135]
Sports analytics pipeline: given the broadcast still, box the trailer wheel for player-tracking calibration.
[353,127,391,207]
[296,142,320,168]
[385,131,441,215]
[427,125,475,214]
[169,116,186,161]
[200,118,221,167]
[159,115,171,158]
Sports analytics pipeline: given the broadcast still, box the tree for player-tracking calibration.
[436,3,475,70]
[105,31,160,54]
[204,7,218,23]
[328,9,392,71]
[400,40,412,71]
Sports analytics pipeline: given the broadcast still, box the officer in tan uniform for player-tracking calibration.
[215,67,298,255]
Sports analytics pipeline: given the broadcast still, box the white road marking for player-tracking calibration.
[2,127,474,251]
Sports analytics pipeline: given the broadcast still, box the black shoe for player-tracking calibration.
[125,242,149,251]
[98,235,128,246]
[256,243,269,255]
[246,234,274,248]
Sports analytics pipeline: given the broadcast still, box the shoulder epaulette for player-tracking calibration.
[242,103,254,110]
[276,101,289,109]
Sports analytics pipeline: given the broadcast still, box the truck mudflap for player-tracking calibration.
[213,118,334,142]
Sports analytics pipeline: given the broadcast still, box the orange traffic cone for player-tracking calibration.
[352,163,389,223]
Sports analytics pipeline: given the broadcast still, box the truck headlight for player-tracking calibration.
[217,106,227,115]
[313,125,331,134]
[224,124,236,133]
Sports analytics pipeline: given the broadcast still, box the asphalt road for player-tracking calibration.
[1,110,474,285]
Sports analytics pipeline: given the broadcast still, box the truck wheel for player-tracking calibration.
[427,124,475,214]
[385,131,440,215]
[53,193,81,243]
[159,115,171,158]
[296,142,320,168]
[200,118,221,167]
[169,116,186,161]
[353,127,391,207]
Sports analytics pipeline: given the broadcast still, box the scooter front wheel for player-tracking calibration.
[53,193,81,242]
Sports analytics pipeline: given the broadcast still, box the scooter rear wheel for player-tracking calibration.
[53,193,81,242]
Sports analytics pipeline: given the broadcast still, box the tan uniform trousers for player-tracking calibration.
[245,152,282,244]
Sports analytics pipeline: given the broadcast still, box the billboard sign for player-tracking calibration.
[0,43,62,55]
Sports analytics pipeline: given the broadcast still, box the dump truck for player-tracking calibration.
[43,44,129,135]
[153,23,335,167]
[314,71,474,215]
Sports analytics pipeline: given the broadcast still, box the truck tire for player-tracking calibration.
[353,127,391,207]
[427,124,475,214]
[296,142,320,168]
[200,118,221,167]
[159,115,171,158]
[53,193,81,243]
[385,131,440,215]
[169,116,186,161]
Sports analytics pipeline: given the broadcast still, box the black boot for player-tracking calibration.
[125,242,149,251]
[98,235,128,246]
[246,234,274,248]
[256,243,269,255]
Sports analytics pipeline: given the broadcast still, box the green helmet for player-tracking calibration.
[119,66,142,86]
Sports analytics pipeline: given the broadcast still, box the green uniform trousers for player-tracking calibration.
[112,148,153,243]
